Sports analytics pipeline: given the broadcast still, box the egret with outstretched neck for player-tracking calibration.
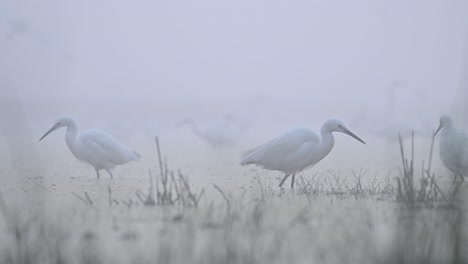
[39,116,140,178]
[435,115,468,181]
[240,119,366,188]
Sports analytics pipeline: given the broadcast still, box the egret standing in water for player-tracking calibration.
[39,116,140,179]
[435,115,468,181]
[240,119,366,188]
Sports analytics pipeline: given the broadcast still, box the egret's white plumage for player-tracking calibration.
[39,117,140,178]
[435,115,468,180]
[240,119,366,188]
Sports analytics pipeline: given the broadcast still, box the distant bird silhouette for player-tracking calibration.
[350,81,432,142]
[177,115,245,148]
[0,6,74,62]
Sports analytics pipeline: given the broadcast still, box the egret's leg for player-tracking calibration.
[279,174,290,187]
[453,172,464,183]
[95,168,100,179]
[105,169,114,179]
[291,173,296,188]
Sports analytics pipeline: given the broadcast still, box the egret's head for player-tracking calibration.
[39,116,74,141]
[323,119,366,144]
[435,115,453,136]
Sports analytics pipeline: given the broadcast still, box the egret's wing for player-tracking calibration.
[442,129,468,175]
[461,131,468,172]
[240,128,320,172]
[79,130,139,166]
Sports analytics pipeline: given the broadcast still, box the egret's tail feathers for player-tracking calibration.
[239,148,257,166]
[240,157,249,166]
[240,159,254,166]
[132,151,141,161]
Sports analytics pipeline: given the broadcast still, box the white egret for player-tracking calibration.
[240,119,366,188]
[435,115,468,181]
[39,117,140,179]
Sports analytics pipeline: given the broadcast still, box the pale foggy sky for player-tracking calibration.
[1,0,468,129]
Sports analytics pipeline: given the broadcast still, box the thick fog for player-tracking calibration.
[1,2,468,263]
[1,0,468,176]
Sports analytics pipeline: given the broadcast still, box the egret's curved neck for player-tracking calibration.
[445,122,454,130]
[65,121,79,148]
[320,128,335,152]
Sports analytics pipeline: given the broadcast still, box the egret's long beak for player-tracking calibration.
[340,126,366,145]
[39,124,59,141]
[434,123,443,136]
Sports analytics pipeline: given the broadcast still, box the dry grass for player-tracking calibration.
[396,132,463,206]
[71,137,205,209]
[388,131,468,264]
[294,168,394,200]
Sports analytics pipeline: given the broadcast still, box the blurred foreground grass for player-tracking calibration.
[0,136,467,264]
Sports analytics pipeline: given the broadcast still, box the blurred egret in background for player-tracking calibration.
[351,81,433,142]
[39,116,140,178]
[177,114,248,148]
[0,5,73,62]
[240,119,366,188]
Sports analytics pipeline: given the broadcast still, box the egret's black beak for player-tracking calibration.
[340,125,366,145]
[434,123,443,136]
[39,124,59,141]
